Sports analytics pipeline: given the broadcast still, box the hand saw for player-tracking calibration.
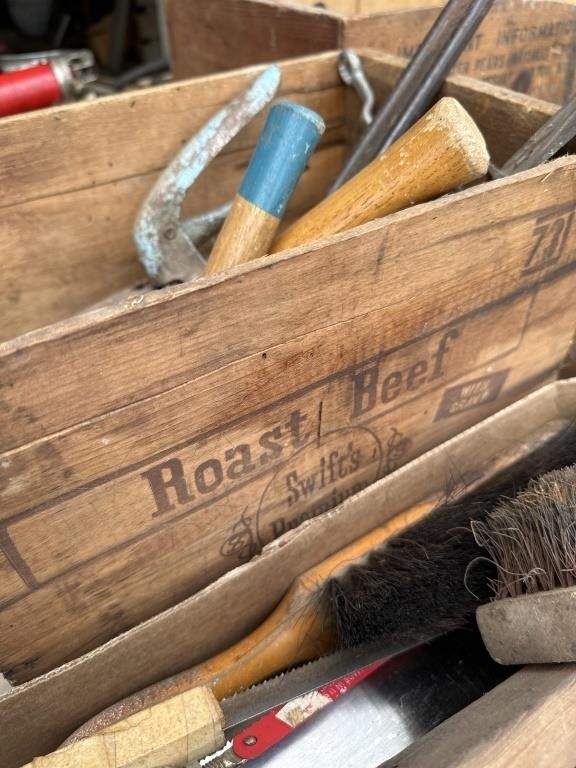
[170,641,395,768]
[196,628,511,768]
[25,643,393,768]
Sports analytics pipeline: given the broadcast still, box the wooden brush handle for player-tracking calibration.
[204,100,324,274]
[27,687,224,767]
[68,440,525,743]
[273,97,489,252]
[67,500,436,742]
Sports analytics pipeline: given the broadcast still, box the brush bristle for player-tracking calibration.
[323,504,494,649]
[472,465,576,600]
[320,422,576,651]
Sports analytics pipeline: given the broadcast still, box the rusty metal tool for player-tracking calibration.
[338,49,375,131]
[134,65,281,286]
[490,93,576,179]
[328,0,494,193]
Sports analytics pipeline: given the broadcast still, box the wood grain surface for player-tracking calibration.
[165,0,576,106]
[1,55,343,341]
[2,53,576,683]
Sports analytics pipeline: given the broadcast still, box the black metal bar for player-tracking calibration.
[328,0,494,193]
[498,94,576,176]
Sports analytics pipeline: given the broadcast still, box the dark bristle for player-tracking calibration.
[472,465,576,599]
[324,503,494,650]
[320,421,576,651]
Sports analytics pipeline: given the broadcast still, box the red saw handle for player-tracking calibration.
[0,64,62,117]
[232,659,386,760]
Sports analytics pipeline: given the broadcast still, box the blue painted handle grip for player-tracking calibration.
[239,100,326,218]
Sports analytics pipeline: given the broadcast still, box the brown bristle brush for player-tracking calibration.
[473,464,576,665]
[65,423,576,744]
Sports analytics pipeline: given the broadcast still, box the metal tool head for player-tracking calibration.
[338,49,375,131]
[134,65,281,286]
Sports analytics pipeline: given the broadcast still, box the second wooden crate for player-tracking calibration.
[164,0,576,103]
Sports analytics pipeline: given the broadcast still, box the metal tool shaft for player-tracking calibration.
[494,94,576,177]
[328,0,494,193]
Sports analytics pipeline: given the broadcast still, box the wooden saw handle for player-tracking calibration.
[26,687,224,767]
[272,96,489,252]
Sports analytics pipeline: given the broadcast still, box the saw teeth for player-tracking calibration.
[219,656,329,705]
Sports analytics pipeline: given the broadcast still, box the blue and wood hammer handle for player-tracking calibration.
[204,100,325,274]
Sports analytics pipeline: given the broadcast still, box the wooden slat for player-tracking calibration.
[358,0,444,9]
[387,666,576,768]
[0,54,341,208]
[0,53,560,448]
[281,0,358,10]
[0,55,345,341]
[2,142,342,340]
[164,0,342,79]
[166,0,576,105]
[2,51,558,342]
[2,156,576,679]
[347,0,576,103]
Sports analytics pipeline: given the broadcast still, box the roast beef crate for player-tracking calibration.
[3,380,576,768]
[2,50,576,688]
[164,0,576,103]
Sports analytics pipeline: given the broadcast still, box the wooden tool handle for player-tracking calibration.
[68,500,438,742]
[27,687,224,767]
[273,97,489,252]
[204,100,325,274]
[68,441,522,744]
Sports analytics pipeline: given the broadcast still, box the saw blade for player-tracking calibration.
[219,636,435,733]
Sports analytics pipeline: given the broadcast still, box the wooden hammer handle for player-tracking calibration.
[273,97,489,252]
[204,100,325,274]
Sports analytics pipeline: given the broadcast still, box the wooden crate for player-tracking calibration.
[2,379,576,768]
[2,50,576,686]
[164,0,576,103]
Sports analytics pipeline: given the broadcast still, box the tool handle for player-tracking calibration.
[273,97,488,253]
[0,64,62,117]
[204,100,325,274]
[329,0,493,189]
[25,687,224,767]
[273,98,488,251]
[67,500,437,744]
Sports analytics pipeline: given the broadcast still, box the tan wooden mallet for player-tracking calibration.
[273,96,489,253]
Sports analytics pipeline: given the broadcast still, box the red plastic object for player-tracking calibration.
[0,63,62,117]
[232,659,386,760]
